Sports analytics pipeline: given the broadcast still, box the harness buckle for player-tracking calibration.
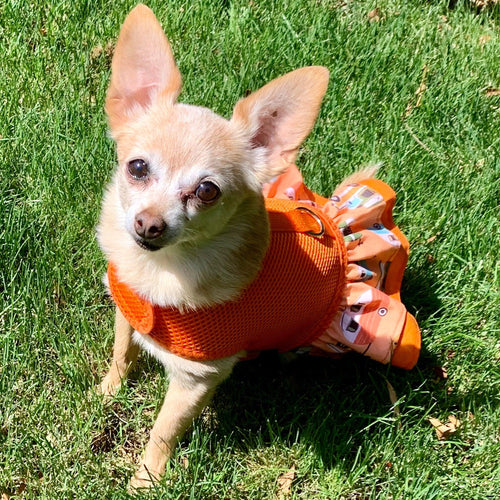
[296,206,325,237]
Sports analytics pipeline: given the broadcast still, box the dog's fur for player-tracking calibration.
[98,4,336,489]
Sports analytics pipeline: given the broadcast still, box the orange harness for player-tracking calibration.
[108,198,348,361]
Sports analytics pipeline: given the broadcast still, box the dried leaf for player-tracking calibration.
[104,40,115,59]
[433,365,448,380]
[2,493,11,500]
[471,0,500,8]
[479,34,492,46]
[427,235,437,243]
[405,65,429,118]
[386,380,398,405]
[90,45,103,60]
[414,82,427,108]
[429,415,461,440]
[368,8,381,22]
[277,465,296,498]
[485,88,500,97]
[428,417,447,439]
[386,380,400,417]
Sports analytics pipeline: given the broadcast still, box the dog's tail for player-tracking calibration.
[335,162,382,192]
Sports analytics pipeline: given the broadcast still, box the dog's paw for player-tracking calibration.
[128,465,162,493]
[97,375,121,399]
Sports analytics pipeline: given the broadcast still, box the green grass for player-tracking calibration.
[1,0,499,498]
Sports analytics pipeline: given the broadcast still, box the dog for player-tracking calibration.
[97,4,420,490]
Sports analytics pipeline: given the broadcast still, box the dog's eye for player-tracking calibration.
[127,159,149,180]
[195,181,220,203]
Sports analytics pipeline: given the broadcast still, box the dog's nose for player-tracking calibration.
[134,211,167,239]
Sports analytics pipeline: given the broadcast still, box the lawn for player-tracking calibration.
[0,0,499,498]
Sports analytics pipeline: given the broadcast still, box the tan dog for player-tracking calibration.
[98,4,332,490]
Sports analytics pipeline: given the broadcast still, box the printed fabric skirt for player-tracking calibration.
[263,165,421,369]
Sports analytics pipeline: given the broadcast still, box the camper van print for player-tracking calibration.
[340,288,390,345]
[368,222,401,247]
[332,185,383,210]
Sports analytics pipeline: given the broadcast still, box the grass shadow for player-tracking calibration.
[201,256,495,469]
[96,258,497,479]
[211,352,410,469]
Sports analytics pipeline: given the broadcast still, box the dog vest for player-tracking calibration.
[108,198,348,361]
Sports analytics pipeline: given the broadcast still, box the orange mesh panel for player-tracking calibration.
[108,199,347,361]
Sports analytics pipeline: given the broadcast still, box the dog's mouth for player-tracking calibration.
[134,238,163,252]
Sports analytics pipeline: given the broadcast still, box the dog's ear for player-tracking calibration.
[105,4,182,133]
[231,67,329,183]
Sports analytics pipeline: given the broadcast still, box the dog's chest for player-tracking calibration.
[109,199,348,361]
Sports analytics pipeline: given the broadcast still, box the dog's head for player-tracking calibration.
[103,4,329,253]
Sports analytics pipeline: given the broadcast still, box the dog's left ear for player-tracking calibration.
[106,4,182,134]
[231,66,329,183]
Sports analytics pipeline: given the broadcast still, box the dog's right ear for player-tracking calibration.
[105,4,181,134]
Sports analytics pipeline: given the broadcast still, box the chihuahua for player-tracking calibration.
[98,3,356,490]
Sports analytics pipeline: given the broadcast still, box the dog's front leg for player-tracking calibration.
[129,356,237,491]
[99,306,139,396]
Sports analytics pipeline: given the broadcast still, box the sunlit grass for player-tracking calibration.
[1,0,499,498]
